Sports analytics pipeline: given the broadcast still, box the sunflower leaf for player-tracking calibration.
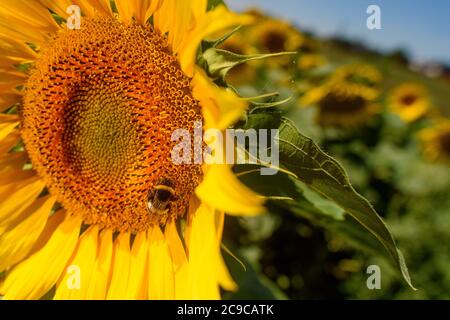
[241,113,415,289]
[235,167,393,260]
[201,26,242,51]
[202,48,295,80]
[276,116,415,290]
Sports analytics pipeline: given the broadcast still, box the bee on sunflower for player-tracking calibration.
[419,117,450,163]
[299,63,382,126]
[0,0,266,300]
[388,83,431,123]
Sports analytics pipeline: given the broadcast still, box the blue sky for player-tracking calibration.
[227,0,450,64]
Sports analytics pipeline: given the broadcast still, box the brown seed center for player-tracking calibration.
[21,17,203,232]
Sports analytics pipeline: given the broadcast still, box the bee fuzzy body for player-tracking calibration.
[147,178,177,216]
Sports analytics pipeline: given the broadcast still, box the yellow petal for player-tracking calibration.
[165,221,189,299]
[106,232,131,300]
[212,211,238,291]
[115,0,161,24]
[0,130,21,156]
[0,70,26,81]
[0,169,37,194]
[74,0,112,17]
[38,0,73,20]
[85,228,113,300]
[0,176,46,231]
[196,165,265,216]
[148,225,175,300]
[178,5,253,75]
[154,0,191,52]
[0,114,19,141]
[0,195,56,272]
[54,226,99,300]
[125,231,149,300]
[191,0,207,22]
[1,213,82,300]
[192,67,248,130]
[0,71,26,95]
[0,38,37,63]
[0,0,58,46]
[0,92,22,112]
[0,0,58,30]
[0,152,27,176]
[188,204,221,299]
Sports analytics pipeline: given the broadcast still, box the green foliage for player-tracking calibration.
[202,47,295,81]
[221,7,449,300]
[235,112,415,289]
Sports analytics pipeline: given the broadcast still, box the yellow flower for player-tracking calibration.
[0,0,264,300]
[420,118,450,163]
[328,63,382,101]
[251,18,303,66]
[388,83,431,123]
[300,64,382,126]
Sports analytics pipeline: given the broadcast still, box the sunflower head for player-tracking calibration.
[21,16,205,232]
[0,0,264,300]
[250,18,302,67]
[329,63,382,100]
[389,83,431,123]
[420,118,450,163]
[300,63,382,126]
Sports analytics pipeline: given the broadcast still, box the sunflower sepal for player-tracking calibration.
[201,26,242,52]
[201,47,296,81]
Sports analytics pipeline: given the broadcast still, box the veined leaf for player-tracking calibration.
[276,117,415,289]
[240,113,415,289]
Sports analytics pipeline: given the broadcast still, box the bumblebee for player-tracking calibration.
[147,178,177,216]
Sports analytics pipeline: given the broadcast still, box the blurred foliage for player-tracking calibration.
[221,8,450,300]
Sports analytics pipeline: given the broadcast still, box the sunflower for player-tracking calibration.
[251,18,302,67]
[300,64,382,126]
[388,83,431,123]
[0,0,265,300]
[420,118,450,163]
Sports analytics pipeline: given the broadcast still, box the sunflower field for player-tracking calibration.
[0,0,449,301]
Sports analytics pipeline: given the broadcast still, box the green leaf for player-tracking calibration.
[202,48,296,81]
[202,26,242,51]
[276,117,415,289]
[235,167,394,261]
[222,247,288,300]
